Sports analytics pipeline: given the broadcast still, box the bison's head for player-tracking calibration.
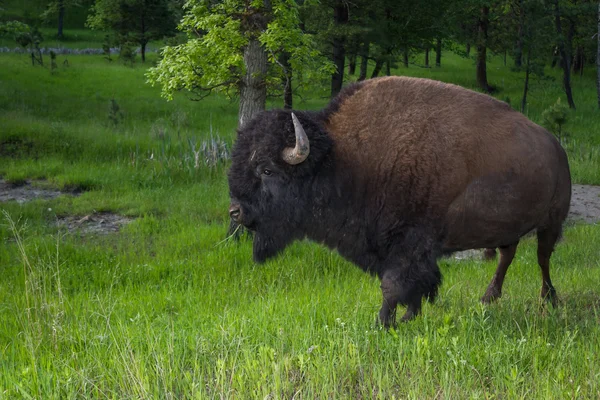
[227,110,333,263]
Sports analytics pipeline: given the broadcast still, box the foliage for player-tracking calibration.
[0,20,30,36]
[146,0,334,101]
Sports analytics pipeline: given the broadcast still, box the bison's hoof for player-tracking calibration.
[481,289,501,304]
[541,287,558,307]
[377,312,397,330]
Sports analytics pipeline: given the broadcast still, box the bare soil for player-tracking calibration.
[569,184,600,224]
[56,213,133,235]
[0,179,63,203]
[1,179,132,235]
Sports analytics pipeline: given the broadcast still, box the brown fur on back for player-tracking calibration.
[325,76,570,249]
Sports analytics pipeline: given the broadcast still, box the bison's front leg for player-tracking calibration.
[379,258,441,327]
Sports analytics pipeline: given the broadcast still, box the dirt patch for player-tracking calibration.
[57,213,133,235]
[0,179,63,203]
[568,184,600,224]
[1,179,132,235]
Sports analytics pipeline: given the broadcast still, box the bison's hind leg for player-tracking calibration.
[481,243,518,304]
[536,226,561,307]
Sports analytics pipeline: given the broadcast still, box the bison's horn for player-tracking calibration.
[282,113,310,165]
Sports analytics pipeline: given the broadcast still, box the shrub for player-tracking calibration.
[541,98,569,142]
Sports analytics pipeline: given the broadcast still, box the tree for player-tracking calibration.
[43,0,81,39]
[552,0,576,108]
[597,1,600,109]
[147,0,333,128]
[330,0,349,97]
[511,0,525,67]
[518,0,553,112]
[300,0,363,97]
[476,5,493,92]
[353,0,447,75]
[87,0,177,62]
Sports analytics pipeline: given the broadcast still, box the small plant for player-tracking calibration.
[170,110,189,133]
[102,34,113,62]
[119,42,136,66]
[13,25,44,66]
[150,118,168,140]
[50,50,57,73]
[188,135,231,169]
[108,98,124,128]
[541,98,569,142]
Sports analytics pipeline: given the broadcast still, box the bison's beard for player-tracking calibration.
[252,231,294,263]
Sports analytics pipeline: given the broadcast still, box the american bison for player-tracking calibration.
[227,76,571,327]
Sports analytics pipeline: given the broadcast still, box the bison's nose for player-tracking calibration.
[229,204,242,222]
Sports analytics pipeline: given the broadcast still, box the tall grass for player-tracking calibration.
[1,213,599,398]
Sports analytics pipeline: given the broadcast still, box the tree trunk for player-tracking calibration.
[386,60,391,75]
[551,46,559,68]
[553,0,576,109]
[572,45,583,74]
[139,12,146,62]
[476,6,492,93]
[331,1,348,98]
[521,47,531,113]
[425,46,430,67]
[514,0,524,68]
[435,38,442,67]
[466,42,471,57]
[371,59,384,78]
[567,18,576,69]
[348,54,356,75]
[57,0,65,39]
[239,38,268,128]
[358,41,369,81]
[403,49,409,68]
[597,1,600,109]
[281,51,293,109]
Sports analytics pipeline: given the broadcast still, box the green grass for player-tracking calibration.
[1,47,600,398]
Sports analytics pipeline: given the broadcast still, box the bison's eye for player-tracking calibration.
[262,168,272,176]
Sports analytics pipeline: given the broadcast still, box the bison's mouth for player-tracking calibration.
[238,220,257,232]
[230,209,256,232]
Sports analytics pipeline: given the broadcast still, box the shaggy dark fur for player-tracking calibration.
[228,76,571,327]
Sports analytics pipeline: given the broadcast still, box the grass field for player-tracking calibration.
[1,46,600,398]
